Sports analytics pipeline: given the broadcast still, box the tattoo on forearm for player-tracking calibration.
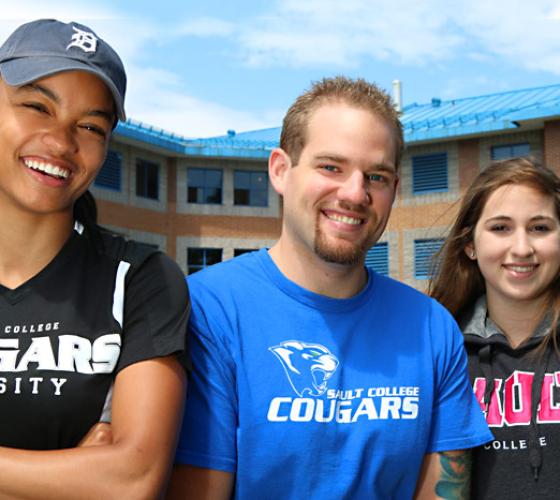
[435,452,471,499]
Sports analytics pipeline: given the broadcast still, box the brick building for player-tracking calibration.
[94,84,560,287]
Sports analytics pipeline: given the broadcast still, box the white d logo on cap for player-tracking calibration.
[66,26,97,53]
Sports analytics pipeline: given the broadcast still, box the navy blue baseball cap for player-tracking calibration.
[0,19,126,121]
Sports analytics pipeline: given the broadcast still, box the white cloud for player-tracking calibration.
[238,0,463,68]
[144,3,463,68]
[0,1,114,22]
[0,2,116,44]
[0,3,158,66]
[5,0,560,137]
[0,2,276,137]
[216,0,560,77]
[449,0,560,74]
[125,67,280,137]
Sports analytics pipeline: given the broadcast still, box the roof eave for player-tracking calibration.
[114,122,188,155]
[182,144,272,159]
[506,106,560,123]
[405,120,519,145]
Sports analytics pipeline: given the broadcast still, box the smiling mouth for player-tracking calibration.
[24,159,70,180]
[504,264,538,273]
[323,211,363,225]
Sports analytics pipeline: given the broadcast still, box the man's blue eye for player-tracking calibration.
[367,173,386,183]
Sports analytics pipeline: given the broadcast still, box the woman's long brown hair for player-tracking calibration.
[428,158,560,346]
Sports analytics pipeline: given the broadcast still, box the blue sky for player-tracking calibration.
[3,0,560,138]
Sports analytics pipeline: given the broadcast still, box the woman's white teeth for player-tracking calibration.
[24,159,69,179]
[328,213,361,225]
[509,265,535,272]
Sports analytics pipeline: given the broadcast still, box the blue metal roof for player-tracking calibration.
[114,83,560,158]
[114,119,189,154]
[183,127,279,159]
[403,83,560,143]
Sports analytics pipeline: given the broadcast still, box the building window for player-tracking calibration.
[412,153,448,194]
[365,242,389,276]
[234,170,268,207]
[95,150,122,191]
[136,159,159,200]
[234,248,254,257]
[187,248,222,274]
[491,143,530,161]
[138,242,159,250]
[187,168,223,204]
[414,239,444,280]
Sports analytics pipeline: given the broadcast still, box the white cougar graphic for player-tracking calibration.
[269,340,339,397]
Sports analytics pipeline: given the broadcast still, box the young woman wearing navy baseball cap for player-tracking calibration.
[0,19,188,498]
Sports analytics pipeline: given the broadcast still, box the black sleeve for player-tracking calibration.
[116,252,190,373]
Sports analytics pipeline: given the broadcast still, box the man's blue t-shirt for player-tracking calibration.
[176,249,491,499]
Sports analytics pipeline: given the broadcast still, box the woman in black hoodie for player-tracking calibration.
[430,157,560,499]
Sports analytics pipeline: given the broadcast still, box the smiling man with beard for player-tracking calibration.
[168,76,491,500]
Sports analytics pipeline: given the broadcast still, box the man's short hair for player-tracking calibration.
[280,76,404,169]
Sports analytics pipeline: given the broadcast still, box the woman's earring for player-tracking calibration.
[470,250,476,259]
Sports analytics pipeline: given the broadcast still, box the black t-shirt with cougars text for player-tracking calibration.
[0,226,189,450]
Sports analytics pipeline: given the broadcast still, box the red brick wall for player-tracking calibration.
[544,120,560,174]
[387,201,457,281]
[458,138,480,190]
[166,158,177,258]
[387,202,458,232]
[97,200,281,250]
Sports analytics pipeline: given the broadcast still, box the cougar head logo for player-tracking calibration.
[269,340,339,397]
